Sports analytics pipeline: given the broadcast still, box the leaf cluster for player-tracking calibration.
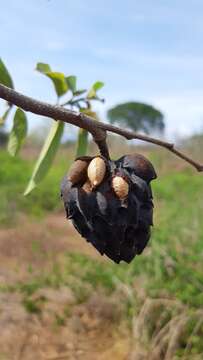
[0,59,104,194]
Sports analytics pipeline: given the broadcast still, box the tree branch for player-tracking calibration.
[0,83,202,171]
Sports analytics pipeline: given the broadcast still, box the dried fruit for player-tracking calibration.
[117,153,157,183]
[67,156,92,185]
[87,156,106,187]
[61,153,156,264]
[112,176,129,199]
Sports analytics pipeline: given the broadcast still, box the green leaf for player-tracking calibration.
[76,128,88,157]
[87,81,104,99]
[46,72,68,97]
[36,62,68,97]
[0,106,11,125]
[66,76,77,93]
[92,81,104,92]
[24,120,64,195]
[36,62,51,73]
[0,58,14,88]
[8,108,27,156]
[75,107,98,156]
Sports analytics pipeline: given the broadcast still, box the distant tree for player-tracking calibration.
[107,102,164,134]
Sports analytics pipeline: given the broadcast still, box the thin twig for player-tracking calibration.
[0,83,202,170]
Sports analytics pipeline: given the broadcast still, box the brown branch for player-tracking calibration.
[0,83,202,171]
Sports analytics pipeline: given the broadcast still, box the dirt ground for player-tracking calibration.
[0,213,132,360]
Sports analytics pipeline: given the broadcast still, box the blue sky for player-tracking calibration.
[1,0,203,139]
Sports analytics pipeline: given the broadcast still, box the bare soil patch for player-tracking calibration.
[0,214,131,360]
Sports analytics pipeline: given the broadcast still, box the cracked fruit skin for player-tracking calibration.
[61,154,156,264]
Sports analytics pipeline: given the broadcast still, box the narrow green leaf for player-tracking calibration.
[36,62,68,97]
[76,128,88,157]
[8,108,27,156]
[87,81,104,99]
[75,107,98,157]
[0,58,14,88]
[66,76,77,93]
[24,120,64,195]
[36,62,52,73]
[0,106,11,125]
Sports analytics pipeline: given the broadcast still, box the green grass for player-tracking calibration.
[0,150,72,225]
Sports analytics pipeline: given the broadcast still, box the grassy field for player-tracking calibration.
[1,145,203,359]
[0,149,70,224]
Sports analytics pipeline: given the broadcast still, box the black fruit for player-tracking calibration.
[61,154,156,264]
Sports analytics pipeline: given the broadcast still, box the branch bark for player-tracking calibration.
[0,83,202,171]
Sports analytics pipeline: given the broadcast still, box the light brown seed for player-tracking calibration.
[67,159,89,184]
[112,176,129,199]
[87,157,106,187]
[82,179,92,193]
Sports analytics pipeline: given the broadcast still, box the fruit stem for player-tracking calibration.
[93,133,110,160]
